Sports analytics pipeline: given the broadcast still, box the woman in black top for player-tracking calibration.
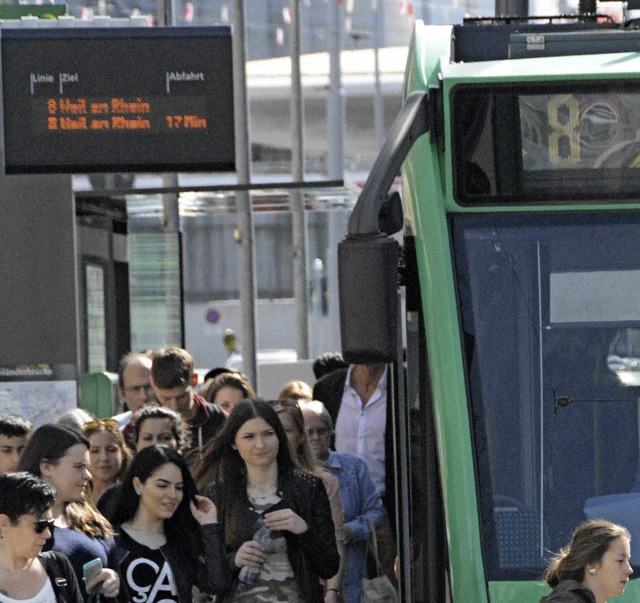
[541,520,633,603]
[111,445,230,603]
[193,399,340,603]
[0,472,83,603]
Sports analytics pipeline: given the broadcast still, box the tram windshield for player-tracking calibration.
[452,83,640,203]
[452,211,640,580]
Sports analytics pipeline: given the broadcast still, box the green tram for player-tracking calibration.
[339,13,640,603]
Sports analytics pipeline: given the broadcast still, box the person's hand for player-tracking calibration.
[190,495,218,525]
[263,508,308,534]
[324,588,341,603]
[234,540,266,569]
[89,568,120,598]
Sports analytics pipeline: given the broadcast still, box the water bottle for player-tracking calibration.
[238,522,274,584]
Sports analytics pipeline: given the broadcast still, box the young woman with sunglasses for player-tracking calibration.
[19,423,122,600]
[111,445,230,602]
[193,399,340,603]
[84,419,132,505]
[0,472,84,603]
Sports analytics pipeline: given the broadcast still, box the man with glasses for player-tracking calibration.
[113,352,157,442]
[118,353,156,412]
[150,347,226,467]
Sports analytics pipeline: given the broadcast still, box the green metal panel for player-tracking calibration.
[0,5,67,18]
[80,371,118,418]
[403,22,489,603]
[488,578,640,601]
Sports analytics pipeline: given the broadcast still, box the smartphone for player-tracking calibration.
[82,558,103,594]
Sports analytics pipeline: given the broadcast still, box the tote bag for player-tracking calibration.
[361,517,399,602]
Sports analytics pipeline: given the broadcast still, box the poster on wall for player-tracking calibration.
[0,365,77,426]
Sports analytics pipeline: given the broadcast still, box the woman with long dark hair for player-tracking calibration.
[193,399,339,603]
[201,372,255,416]
[110,445,230,602]
[19,423,121,600]
[96,407,189,523]
[132,406,189,453]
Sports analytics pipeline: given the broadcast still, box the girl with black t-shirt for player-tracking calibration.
[111,445,230,603]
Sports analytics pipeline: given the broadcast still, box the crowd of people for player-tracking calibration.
[0,347,393,603]
[0,345,633,603]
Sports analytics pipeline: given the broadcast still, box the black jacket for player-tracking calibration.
[313,367,396,523]
[540,580,597,603]
[206,469,340,603]
[114,523,231,603]
[39,551,83,603]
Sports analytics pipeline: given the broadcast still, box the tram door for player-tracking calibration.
[76,196,131,375]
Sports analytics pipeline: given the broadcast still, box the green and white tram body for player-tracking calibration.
[340,16,640,603]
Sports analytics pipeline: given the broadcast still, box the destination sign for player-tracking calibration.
[1,27,235,174]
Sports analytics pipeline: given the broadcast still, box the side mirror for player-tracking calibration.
[338,234,400,364]
[378,191,403,235]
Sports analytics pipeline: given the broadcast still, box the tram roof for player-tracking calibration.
[441,51,640,84]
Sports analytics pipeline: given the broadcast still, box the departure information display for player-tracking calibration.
[1,26,235,174]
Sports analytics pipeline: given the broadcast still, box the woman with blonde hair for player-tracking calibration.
[541,519,632,603]
[278,380,313,402]
[83,418,132,504]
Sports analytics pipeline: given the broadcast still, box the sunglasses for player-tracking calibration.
[83,419,118,432]
[34,518,55,534]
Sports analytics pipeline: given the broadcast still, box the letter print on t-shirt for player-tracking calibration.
[123,545,179,603]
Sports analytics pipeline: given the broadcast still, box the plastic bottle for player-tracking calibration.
[238,521,274,584]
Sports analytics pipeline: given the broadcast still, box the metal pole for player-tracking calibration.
[327,0,345,180]
[495,0,528,16]
[157,0,183,345]
[233,0,258,388]
[372,0,385,150]
[157,0,175,26]
[290,0,310,359]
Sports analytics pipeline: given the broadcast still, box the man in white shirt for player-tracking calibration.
[313,362,397,584]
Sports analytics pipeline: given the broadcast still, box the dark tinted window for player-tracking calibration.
[452,83,640,204]
[452,211,640,579]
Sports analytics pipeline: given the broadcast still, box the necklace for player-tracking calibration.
[246,482,277,501]
[247,481,277,493]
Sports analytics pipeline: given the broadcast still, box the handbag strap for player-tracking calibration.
[365,515,385,577]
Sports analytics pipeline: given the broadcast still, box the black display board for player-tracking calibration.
[1,26,235,174]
